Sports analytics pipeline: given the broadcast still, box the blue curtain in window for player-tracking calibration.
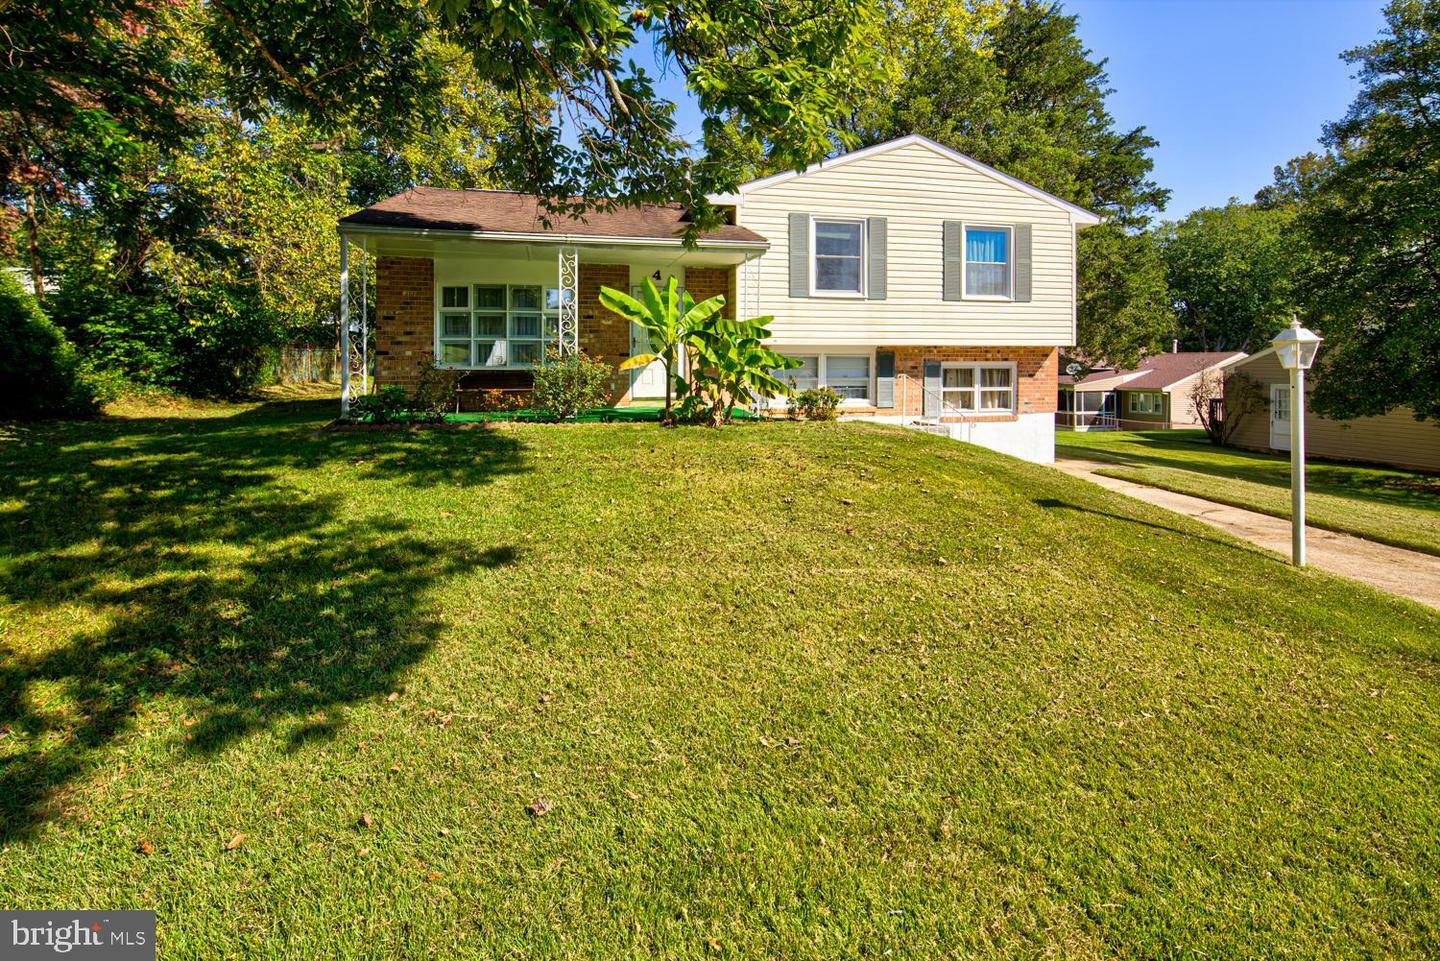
[966,229,1007,264]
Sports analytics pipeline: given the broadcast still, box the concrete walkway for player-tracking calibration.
[1056,457,1440,611]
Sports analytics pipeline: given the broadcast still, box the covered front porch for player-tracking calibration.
[335,225,764,414]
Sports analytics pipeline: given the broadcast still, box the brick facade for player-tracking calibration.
[373,258,1055,417]
[576,263,633,404]
[683,267,733,318]
[374,256,435,391]
[888,346,1058,419]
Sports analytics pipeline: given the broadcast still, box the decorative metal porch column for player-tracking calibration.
[557,245,580,354]
[339,234,350,418]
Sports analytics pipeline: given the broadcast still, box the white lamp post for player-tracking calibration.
[1270,318,1323,566]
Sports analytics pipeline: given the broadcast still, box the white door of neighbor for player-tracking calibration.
[1270,383,1291,451]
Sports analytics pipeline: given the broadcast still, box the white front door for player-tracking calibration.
[628,274,682,401]
[1270,383,1291,451]
[629,321,668,399]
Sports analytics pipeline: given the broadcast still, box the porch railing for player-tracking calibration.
[1056,410,1119,431]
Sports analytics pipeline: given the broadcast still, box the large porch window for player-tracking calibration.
[437,283,571,369]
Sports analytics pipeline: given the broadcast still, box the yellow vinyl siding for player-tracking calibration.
[1226,352,1440,472]
[736,141,1077,347]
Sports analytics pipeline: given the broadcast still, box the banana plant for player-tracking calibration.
[682,315,802,425]
[599,276,725,423]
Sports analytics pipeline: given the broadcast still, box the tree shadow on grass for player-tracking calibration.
[0,399,529,841]
[1031,495,1272,558]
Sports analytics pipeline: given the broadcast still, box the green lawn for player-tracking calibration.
[3,393,1438,958]
[1057,428,1440,555]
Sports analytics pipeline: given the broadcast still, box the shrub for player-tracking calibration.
[789,386,841,421]
[48,272,184,389]
[351,385,409,424]
[0,272,105,419]
[408,365,462,422]
[48,271,283,399]
[173,285,283,398]
[530,349,613,421]
[476,388,525,412]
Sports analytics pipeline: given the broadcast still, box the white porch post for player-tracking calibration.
[557,245,580,354]
[339,233,350,418]
[360,241,368,394]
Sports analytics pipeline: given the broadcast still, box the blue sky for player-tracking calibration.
[632,0,1387,220]
[1066,0,1384,216]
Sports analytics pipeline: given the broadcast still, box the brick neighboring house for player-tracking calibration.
[338,134,1102,463]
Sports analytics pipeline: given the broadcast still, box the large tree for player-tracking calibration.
[1158,202,1302,354]
[839,0,1173,366]
[200,0,880,229]
[1297,0,1440,420]
[0,0,194,296]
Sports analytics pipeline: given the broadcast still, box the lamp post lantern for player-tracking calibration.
[1271,318,1322,566]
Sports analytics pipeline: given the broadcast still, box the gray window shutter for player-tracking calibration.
[788,213,809,298]
[875,350,895,408]
[942,222,962,301]
[867,217,887,300]
[923,359,941,417]
[1014,223,1032,302]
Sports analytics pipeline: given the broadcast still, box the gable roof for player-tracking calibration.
[727,135,1103,225]
[339,188,768,247]
[1070,352,1248,392]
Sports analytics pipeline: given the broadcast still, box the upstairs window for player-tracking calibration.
[812,219,865,294]
[963,226,1012,299]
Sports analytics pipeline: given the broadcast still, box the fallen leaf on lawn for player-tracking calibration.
[357,847,369,857]
[225,833,246,851]
[385,692,399,703]
[526,798,554,818]
[426,871,443,881]
[136,839,154,856]
[358,813,374,830]
[389,764,401,774]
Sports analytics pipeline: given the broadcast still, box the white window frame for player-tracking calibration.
[434,282,565,370]
[767,350,875,408]
[939,361,1017,415]
[810,217,867,298]
[1127,391,1164,415]
[821,353,872,404]
[961,224,1015,301]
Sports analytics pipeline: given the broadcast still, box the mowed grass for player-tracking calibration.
[2,392,1438,959]
[1057,428,1440,555]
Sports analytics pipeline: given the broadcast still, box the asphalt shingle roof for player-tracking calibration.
[339,188,768,245]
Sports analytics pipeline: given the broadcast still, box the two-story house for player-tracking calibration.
[338,134,1101,463]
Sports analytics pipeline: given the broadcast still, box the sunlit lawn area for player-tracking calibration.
[2,392,1438,958]
[1057,428,1440,555]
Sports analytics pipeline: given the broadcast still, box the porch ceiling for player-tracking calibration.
[339,226,762,267]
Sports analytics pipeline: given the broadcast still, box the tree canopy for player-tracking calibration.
[1158,202,1302,354]
[835,0,1172,366]
[1295,0,1440,420]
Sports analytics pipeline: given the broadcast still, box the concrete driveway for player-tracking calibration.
[1056,457,1440,611]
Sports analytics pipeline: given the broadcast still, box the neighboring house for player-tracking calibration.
[338,134,1102,463]
[1223,349,1440,472]
[1058,351,1247,431]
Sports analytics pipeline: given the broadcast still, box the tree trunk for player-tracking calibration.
[25,187,43,302]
